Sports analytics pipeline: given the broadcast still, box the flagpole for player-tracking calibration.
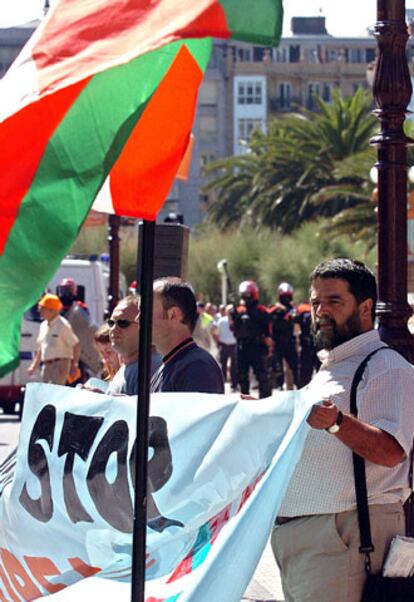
[131,219,155,602]
[107,214,121,318]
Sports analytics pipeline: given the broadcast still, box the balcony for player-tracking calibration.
[269,97,302,113]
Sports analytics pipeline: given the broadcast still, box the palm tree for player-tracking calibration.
[203,89,378,234]
[202,154,259,229]
[311,148,378,249]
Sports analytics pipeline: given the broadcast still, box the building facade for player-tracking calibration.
[227,16,378,158]
[0,22,36,78]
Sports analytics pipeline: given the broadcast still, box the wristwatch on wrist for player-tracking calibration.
[326,410,344,434]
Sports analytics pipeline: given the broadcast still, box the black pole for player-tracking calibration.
[131,219,155,602]
[106,214,121,319]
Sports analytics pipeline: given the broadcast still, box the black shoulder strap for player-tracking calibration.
[349,346,390,417]
[350,346,396,565]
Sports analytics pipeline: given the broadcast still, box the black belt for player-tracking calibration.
[43,358,68,365]
[275,515,304,526]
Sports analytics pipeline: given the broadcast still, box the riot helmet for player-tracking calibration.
[57,277,77,307]
[239,280,259,304]
[278,282,294,305]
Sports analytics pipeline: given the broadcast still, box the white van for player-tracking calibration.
[0,256,126,415]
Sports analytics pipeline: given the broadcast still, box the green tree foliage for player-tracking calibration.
[69,224,139,286]
[69,221,375,305]
[321,116,414,249]
[204,89,378,238]
[312,148,377,249]
[188,222,375,305]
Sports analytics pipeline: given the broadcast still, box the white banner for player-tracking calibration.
[0,383,318,601]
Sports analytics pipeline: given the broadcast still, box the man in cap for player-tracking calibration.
[28,294,80,385]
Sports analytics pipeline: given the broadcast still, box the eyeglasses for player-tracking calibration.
[107,319,134,329]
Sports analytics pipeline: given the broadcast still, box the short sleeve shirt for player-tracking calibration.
[216,316,236,345]
[37,315,79,362]
[279,330,414,516]
[106,352,163,396]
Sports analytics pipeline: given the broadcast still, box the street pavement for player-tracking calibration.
[0,412,20,463]
[0,409,284,601]
[242,543,284,602]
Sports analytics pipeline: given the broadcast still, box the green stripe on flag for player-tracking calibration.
[0,39,211,376]
[220,0,283,46]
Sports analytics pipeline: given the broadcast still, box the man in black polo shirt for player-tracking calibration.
[150,278,224,394]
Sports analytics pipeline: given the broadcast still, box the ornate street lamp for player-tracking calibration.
[371,0,414,361]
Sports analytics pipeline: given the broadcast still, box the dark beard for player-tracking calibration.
[312,312,363,351]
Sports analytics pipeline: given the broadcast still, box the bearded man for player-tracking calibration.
[271,258,414,602]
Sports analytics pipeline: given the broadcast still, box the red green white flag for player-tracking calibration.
[0,0,283,376]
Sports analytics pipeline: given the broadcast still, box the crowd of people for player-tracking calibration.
[28,272,319,398]
[27,277,101,387]
[23,258,414,601]
[27,276,226,395]
[192,280,319,397]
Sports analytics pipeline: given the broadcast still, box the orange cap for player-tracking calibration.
[39,294,62,312]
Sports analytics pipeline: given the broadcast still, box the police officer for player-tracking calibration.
[295,300,320,387]
[269,282,299,390]
[230,281,272,398]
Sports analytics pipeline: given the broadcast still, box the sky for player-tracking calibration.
[2,0,414,35]
[283,0,414,37]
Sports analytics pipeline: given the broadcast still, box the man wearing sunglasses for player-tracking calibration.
[106,295,161,396]
[150,278,224,394]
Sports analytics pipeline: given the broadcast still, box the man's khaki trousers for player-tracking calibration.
[41,358,71,385]
[271,502,405,602]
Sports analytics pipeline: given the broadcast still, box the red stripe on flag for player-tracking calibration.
[32,0,229,95]
[109,44,204,220]
[0,79,90,255]
[175,2,229,38]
